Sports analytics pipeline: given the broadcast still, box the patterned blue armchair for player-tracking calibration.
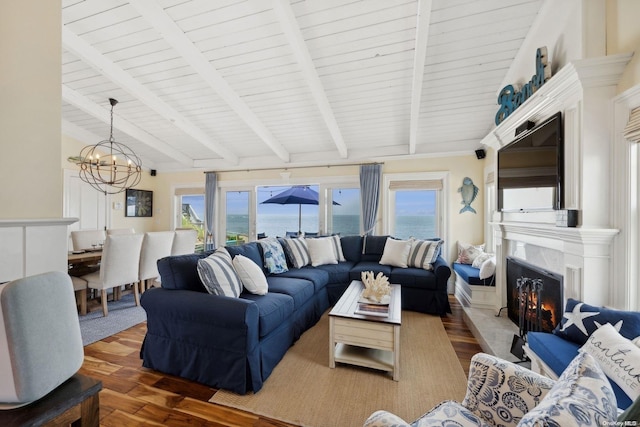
[364,352,619,427]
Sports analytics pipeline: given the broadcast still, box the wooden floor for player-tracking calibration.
[79,295,482,426]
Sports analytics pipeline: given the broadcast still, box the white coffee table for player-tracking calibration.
[328,280,401,380]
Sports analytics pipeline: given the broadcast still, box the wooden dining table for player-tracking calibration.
[68,249,102,265]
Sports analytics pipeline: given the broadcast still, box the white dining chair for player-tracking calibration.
[70,229,106,251]
[171,229,198,255]
[106,228,135,235]
[82,233,144,317]
[139,231,174,292]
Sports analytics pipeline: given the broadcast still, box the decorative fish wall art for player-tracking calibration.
[458,177,478,214]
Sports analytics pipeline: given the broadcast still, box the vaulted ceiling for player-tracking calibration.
[62,0,543,172]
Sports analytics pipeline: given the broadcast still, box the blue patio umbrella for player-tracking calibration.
[261,185,340,235]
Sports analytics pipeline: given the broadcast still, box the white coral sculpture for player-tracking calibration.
[361,271,391,303]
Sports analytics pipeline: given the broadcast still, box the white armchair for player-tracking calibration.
[364,352,618,427]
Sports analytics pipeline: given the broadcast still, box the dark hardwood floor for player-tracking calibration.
[79,295,482,426]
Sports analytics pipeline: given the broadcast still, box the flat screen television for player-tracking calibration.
[497,112,564,211]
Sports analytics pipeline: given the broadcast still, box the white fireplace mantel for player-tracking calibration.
[0,218,78,283]
[493,221,619,253]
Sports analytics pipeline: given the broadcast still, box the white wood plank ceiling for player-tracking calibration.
[61,0,543,172]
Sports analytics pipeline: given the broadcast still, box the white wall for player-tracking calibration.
[0,0,62,219]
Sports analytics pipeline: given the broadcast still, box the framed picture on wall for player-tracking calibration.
[125,189,153,217]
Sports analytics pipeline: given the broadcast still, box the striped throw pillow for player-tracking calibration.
[197,247,243,297]
[329,235,346,262]
[407,239,443,270]
[281,238,311,269]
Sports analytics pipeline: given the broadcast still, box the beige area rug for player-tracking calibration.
[210,311,468,427]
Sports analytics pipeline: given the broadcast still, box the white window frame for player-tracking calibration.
[320,182,361,235]
[382,171,449,249]
[218,186,256,247]
[172,183,205,231]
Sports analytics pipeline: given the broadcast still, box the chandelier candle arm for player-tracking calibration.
[74,98,142,195]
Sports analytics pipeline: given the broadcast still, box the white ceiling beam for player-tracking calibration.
[128,0,290,163]
[62,119,103,147]
[62,26,238,164]
[62,85,193,167]
[272,0,348,159]
[409,0,433,154]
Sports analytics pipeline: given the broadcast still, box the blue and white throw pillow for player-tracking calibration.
[407,239,443,270]
[518,352,617,426]
[197,247,243,298]
[258,237,289,274]
[580,323,640,401]
[281,238,311,269]
[553,298,640,345]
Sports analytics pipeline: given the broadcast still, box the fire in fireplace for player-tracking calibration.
[506,256,563,334]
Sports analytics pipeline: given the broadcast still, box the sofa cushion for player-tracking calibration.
[266,276,315,309]
[340,236,363,262]
[316,261,355,285]
[241,292,294,338]
[389,267,437,290]
[274,267,329,293]
[226,242,265,274]
[518,352,617,426]
[349,262,392,282]
[197,248,243,298]
[158,252,208,292]
[553,298,640,345]
[361,235,389,262]
[527,331,581,377]
[528,331,633,409]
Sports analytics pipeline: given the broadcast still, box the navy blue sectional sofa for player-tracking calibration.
[140,235,451,394]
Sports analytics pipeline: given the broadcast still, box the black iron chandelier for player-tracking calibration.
[74,98,142,195]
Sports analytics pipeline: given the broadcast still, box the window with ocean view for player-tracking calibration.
[385,173,445,240]
[330,188,360,235]
[226,191,249,245]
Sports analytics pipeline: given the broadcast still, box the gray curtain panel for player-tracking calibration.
[359,164,381,236]
[205,172,217,250]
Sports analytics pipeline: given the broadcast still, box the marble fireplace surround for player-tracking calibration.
[492,220,619,310]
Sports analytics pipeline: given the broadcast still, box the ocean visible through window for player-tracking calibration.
[187,187,436,241]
